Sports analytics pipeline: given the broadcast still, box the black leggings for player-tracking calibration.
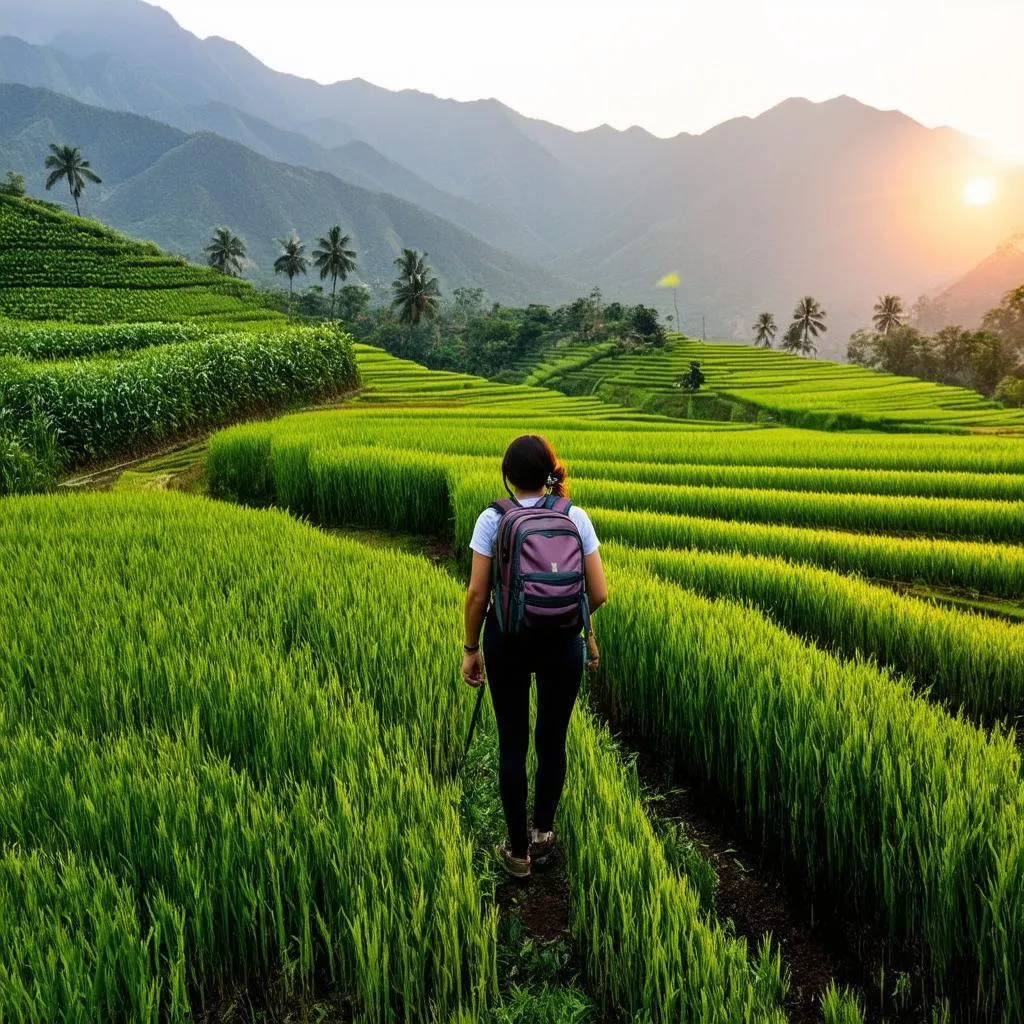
[483,610,585,858]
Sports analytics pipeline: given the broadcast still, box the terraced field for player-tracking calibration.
[4,199,1024,1022]
[202,344,1024,1022]
[519,336,1024,432]
[0,197,349,491]
[0,193,281,326]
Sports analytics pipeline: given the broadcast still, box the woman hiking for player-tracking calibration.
[461,434,607,879]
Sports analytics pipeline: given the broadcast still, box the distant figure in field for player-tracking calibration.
[461,435,608,879]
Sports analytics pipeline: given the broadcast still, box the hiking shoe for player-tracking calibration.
[529,828,556,867]
[495,839,531,879]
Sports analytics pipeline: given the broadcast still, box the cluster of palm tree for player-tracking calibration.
[206,229,442,326]
[206,227,359,315]
[753,297,828,356]
[42,144,101,216]
[754,294,904,357]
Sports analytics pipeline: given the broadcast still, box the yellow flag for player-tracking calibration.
[657,272,680,288]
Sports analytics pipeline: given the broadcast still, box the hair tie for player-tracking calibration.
[546,473,558,487]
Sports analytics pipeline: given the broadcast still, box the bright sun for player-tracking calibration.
[963,177,996,206]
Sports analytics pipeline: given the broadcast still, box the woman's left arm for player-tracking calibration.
[462,552,492,686]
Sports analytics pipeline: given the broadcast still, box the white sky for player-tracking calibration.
[148,0,1024,163]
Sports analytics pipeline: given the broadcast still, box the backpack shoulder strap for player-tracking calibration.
[489,499,519,516]
[549,496,574,514]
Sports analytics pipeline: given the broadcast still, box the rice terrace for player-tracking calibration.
[2,4,1024,1022]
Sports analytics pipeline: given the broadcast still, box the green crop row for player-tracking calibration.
[0,250,233,289]
[0,195,160,252]
[603,543,1024,722]
[571,456,1024,502]
[537,336,1024,431]
[0,325,360,465]
[571,476,1024,543]
[0,321,217,359]
[596,568,1024,1020]
[587,506,1024,598]
[207,433,1024,712]
[0,286,263,323]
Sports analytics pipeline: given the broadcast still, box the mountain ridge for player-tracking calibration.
[2,0,1023,356]
[0,84,578,305]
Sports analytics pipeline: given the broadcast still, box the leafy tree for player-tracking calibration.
[982,284,1024,354]
[625,305,665,348]
[391,248,441,325]
[786,296,827,356]
[337,284,372,330]
[779,322,803,354]
[995,375,1024,407]
[204,227,247,277]
[872,294,905,334]
[678,361,705,392]
[753,313,777,348]
[464,306,520,377]
[312,226,357,317]
[43,144,101,216]
[274,235,308,310]
[0,171,25,197]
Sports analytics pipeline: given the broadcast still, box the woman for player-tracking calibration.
[461,435,607,879]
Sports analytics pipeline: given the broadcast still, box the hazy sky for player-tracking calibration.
[148,0,1024,162]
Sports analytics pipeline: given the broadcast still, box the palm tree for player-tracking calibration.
[205,227,247,277]
[312,226,357,317]
[787,296,827,357]
[390,248,441,325]
[753,312,777,348]
[872,294,905,334]
[43,144,102,216]
[274,235,308,310]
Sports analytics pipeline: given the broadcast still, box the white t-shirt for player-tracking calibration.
[469,496,600,558]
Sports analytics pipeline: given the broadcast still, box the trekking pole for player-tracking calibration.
[457,683,487,775]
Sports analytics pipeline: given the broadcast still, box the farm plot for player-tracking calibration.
[528,336,1024,431]
[207,345,1024,1019]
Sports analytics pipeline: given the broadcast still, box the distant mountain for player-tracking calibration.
[3,0,1024,356]
[0,85,575,305]
[929,236,1024,329]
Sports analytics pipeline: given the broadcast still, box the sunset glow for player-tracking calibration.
[963,177,996,206]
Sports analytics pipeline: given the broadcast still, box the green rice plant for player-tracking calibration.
[208,428,1024,599]
[571,476,1024,543]
[559,703,788,1023]
[571,457,1024,503]
[0,492,802,1023]
[603,543,1024,722]
[595,568,1024,1020]
[588,506,1024,598]
[0,493,498,1022]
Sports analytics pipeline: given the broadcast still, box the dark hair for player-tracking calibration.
[502,434,568,498]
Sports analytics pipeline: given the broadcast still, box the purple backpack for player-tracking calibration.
[489,496,590,636]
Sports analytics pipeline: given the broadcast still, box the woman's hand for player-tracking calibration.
[586,632,599,673]
[462,650,485,687]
